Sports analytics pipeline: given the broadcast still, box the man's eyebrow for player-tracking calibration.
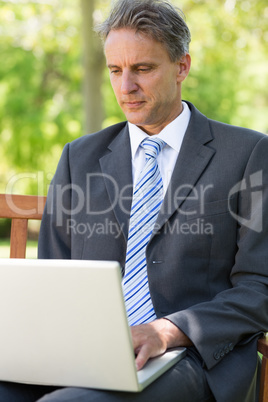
[107,62,157,69]
[133,62,156,67]
[107,64,119,69]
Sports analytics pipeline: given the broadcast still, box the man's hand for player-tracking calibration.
[131,318,193,370]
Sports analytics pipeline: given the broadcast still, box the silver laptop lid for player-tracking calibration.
[0,259,141,391]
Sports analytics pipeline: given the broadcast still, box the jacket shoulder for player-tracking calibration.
[208,118,267,143]
[70,121,127,152]
[185,101,267,148]
[55,121,128,173]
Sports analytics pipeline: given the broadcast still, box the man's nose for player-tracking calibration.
[121,71,138,94]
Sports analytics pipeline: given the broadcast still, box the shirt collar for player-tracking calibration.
[128,101,191,159]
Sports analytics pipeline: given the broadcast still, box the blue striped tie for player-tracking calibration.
[122,137,165,326]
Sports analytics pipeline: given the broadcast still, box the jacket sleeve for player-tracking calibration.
[166,135,268,371]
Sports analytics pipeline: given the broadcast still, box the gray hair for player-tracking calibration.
[95,0,191,62]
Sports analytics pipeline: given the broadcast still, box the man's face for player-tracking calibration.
[105,28,190,135]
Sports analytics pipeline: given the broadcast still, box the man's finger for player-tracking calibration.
[135,344,151,371]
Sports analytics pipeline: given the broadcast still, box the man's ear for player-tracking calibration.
[176,53,191,83]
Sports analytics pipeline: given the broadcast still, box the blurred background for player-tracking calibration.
[0,0,267,255]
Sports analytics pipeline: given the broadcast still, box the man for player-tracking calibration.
[1,0,267,401]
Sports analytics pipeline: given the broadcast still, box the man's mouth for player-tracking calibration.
[124,101,145,108]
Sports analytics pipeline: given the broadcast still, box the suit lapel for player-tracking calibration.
[99,125,133,241]
[154,103,216,233]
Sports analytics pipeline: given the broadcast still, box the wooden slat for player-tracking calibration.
[258,337,268,356]
[259,355,268,402]
[10,219,28,258]
[0,193,47,259]
[0,194,46,220]
[258,336,268,402]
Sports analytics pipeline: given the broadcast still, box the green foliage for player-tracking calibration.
[0,0,267,195]
[179,0,268,130]
[0,0,83,194]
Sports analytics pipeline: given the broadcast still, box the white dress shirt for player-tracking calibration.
[128,101,191,195]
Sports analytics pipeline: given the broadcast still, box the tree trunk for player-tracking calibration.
[80,0,105,134]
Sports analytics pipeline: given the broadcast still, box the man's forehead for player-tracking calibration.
[104,28,169,62]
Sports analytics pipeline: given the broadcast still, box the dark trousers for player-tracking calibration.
[0,349,215,402]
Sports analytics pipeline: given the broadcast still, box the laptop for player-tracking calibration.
[0,259,186,392]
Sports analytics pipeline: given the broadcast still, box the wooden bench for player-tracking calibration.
[0,193,46,258]
[259,336,268,402]
[0,193,267,401]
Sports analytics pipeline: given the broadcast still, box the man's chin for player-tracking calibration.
[124,113,148,127]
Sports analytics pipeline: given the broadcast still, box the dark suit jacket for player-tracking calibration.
[38,102,268,402]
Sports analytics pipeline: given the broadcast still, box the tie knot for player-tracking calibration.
[142,137,165,160]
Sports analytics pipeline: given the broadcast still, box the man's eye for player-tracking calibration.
[109,67,121,74]
[137,68,151,72]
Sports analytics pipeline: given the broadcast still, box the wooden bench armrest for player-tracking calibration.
[258,336,268,356]
[258,335,268,402]
[0,194,47,258]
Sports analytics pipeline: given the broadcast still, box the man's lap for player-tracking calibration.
[0,349,215,402]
